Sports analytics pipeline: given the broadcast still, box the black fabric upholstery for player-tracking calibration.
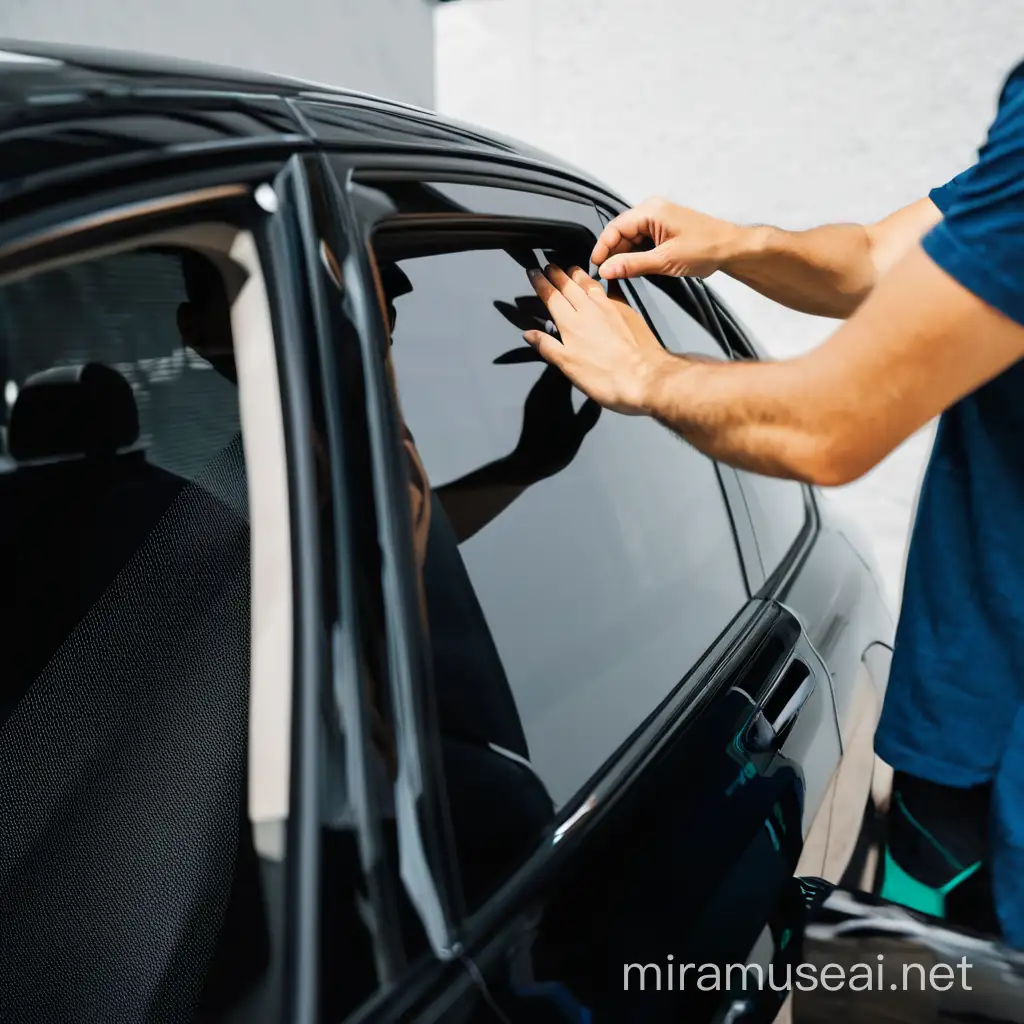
[0,367,172,721]
[0,434,267,1022]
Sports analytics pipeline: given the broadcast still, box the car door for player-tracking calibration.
[319,156,844,1023]
[687,275,894,886]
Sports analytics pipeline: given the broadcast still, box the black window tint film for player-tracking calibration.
[387,244,748,817]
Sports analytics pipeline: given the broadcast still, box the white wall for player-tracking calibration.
[437,0,1024,605]
[1,0,435,106]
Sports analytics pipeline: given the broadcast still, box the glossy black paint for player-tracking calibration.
[0,39,607,215]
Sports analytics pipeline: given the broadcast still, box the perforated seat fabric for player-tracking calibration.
[0,435,258,1023]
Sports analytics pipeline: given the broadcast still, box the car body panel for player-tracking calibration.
[0,38,610,213]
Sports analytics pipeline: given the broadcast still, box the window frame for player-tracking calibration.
[317,155,827,1024]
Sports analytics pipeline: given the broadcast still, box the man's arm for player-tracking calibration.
[593,196,942,318]
[523,251,1024,487]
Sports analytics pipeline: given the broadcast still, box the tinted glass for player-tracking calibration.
[633,276,808,578]
[630,276,728,361]
[0,244,270,1020]
[386,243,748,811]
[707,289,809,577]
[735,472,809,579]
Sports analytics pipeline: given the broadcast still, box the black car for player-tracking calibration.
[0,39,1021,1024]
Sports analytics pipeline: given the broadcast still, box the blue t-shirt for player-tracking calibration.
[875,62,1024,799]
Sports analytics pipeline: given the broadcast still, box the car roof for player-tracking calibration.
[0,39,621,209]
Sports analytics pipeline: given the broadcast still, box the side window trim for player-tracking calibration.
[716,465,767,594]
[326,167,466,961]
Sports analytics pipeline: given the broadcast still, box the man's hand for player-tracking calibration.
[592,197,747,280]
[591,195,943,319]
[526,248,1024,488]
[523,265,674,415]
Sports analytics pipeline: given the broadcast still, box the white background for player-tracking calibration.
[0,0,435,107]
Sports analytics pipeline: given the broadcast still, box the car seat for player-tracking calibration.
[0,364,267,1021]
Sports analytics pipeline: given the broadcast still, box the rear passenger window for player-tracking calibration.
[381,239,749,818]
[630,275,730,360]
[631,276,809,579]
[0,238,280,1020]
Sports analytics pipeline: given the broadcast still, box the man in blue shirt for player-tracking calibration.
[520,61,1024,946]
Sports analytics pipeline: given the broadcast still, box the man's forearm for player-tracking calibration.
[723,223,877,319]
[716,198,942,320]
[641,353,842,484]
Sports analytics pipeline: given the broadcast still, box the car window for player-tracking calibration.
[383,239,748,829]
[630,276,809,579]
[705,288,810,578]
[0,236,288,1021]
[628,276,729,361]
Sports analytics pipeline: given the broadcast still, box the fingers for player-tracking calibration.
[591,197,671,264]
[545,264,591,310]
[528,268,575,321]
[530,263,607,319]
[523,329,568,370]
[599,247,667,280]
[592,205,655,266]
[569,265,610,303]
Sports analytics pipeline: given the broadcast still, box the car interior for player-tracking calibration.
[0,228,287,1022]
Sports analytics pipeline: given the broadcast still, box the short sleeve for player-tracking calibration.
[928,168,973,215]
[921,64,1024,327]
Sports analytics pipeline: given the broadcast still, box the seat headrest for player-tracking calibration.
[8,363,140,461]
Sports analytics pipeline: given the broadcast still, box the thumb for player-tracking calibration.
[599,246,668,280]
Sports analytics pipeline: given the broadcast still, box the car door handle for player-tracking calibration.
[745,658,815,754]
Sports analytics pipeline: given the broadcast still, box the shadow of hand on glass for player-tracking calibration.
[433,298,601,542]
